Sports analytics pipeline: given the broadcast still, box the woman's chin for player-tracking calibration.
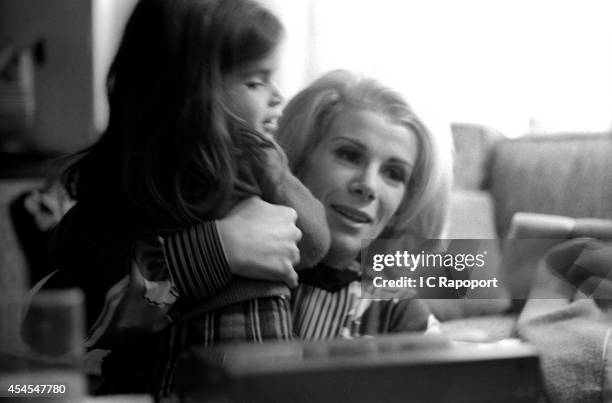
[326,232,364,265]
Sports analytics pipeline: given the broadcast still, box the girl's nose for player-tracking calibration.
[269,81,283,107]
[349,168,377,202]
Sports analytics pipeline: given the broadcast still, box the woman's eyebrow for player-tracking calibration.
[332,137,414,166]
[388,158,413,168]
[330,137,365,148]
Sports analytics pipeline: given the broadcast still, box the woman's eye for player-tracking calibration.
[383,166,408,183]
[335,148,362,164]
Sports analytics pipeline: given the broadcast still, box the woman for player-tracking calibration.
[275,70,453,339]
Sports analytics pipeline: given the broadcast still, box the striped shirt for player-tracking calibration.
[293,281,360,340]
[292,261,433,341]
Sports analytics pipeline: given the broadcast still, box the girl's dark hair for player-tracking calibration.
[63,0,283,226]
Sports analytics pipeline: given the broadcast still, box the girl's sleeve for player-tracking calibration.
[160,221,232,303]
[85,221,232,348]
[133,221,234,308]
[262,146,331,269]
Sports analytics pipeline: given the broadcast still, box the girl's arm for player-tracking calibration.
[85,197,301,348]
[261,145,331,269]
[163,196,300,305]
[161,221,232,304]
[274,171,331,269]
[135,197,300,311]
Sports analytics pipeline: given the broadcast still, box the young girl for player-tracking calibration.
[49,0,329,395]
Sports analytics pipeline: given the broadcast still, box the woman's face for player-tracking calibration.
[300,107,419,265]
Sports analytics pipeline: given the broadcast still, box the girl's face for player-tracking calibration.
[224,48,284,136]
[300,107,419,266]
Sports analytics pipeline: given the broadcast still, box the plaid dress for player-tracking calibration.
[97,295,293,397]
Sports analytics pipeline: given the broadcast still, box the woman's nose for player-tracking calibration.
[349,168,377,202]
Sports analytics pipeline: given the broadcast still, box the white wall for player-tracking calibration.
[5,0,605,153]
[274,0,612,138]
[92,0,138,134]
[259,0,315,99]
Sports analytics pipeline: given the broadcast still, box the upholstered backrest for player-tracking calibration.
[486,133,612,237]
[451,123,505,190]
[488,133,612,238]
[447,123,505,240]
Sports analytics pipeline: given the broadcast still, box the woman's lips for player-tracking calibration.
[331,204,372,224]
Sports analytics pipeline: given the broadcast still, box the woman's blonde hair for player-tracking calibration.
[276,70,452,245]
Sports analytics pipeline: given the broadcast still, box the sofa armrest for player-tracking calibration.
[500,212,612,300]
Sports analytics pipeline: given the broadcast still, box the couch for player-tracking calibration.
[437,125,612,340]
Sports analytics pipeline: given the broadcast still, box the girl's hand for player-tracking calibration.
[217,197,301,287]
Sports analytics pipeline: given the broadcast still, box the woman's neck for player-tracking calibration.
[320,249,359,270]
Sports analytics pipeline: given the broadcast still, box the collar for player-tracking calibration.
[298,261,361,292]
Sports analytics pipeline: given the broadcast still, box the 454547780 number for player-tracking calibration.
[6,384,67,395]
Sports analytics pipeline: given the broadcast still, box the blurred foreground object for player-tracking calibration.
[175,333,541,403]
[0,288,86,401]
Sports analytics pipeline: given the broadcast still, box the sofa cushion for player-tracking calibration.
[446,190,498,239]
[426,190,510,321]
[451,123,505,190]
[489,133,612,238]
[426,189,510,321]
